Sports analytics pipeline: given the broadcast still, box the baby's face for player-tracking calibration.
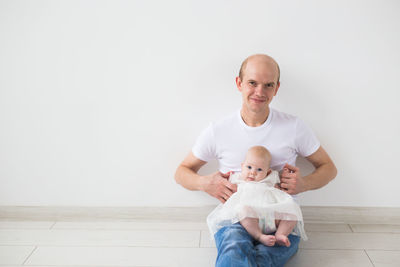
[241,154,270,182]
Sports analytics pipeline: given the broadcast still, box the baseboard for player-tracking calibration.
[0,206,399,224]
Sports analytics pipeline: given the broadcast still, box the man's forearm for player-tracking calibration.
[302,162,337,192]
[175,165,205,191]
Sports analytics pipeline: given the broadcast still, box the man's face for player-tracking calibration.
[241,154,270,182]
[236,60,280,114]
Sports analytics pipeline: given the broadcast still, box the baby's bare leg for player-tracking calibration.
[240,218,275,246]
[275,220,297,247]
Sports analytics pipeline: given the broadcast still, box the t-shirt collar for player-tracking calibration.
[237,108,273,131]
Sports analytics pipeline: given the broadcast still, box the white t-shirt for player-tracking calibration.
[192,108,320,174]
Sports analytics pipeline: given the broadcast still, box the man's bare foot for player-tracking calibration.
[258,234,276,246]
[275,234,291,247]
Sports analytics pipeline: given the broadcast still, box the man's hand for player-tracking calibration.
[203,171,237,203]
[277,163,306,195]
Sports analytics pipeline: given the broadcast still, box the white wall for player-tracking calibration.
[1,0,399,207]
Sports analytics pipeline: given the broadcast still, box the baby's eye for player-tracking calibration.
[257,168,263,172]
[247,166,252,170]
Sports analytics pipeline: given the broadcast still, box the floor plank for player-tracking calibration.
[301,232,400,250]
[0,216,399,266]
[350,224,400,233]
[200,230,215,248]
[0,245,36,265]
[25,246,217,267]
[0,221,54,229]
[366,250,400,267]
[0,229,200,247]
[305,223,352,233]
[286,249,374,267]
[53,221,208,230]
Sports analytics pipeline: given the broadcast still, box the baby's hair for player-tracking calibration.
[247,146,272,168]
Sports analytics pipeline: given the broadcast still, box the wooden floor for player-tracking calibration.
[0,207,400,266]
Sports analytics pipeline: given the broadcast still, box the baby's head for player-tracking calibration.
[241,146,272,182]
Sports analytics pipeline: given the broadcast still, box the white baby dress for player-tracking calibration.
[207,171,307,240]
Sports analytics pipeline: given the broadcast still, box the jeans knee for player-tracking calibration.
[216,239,256,267]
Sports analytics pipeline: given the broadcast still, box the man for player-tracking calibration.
[175,54,337,266]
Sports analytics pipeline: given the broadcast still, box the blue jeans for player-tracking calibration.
[214,222,300,267]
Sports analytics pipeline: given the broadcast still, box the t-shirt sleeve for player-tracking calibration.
[192,123,217,162]
[294,118,320,157]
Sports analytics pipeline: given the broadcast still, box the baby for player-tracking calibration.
[207,146,307,247]
[239,146,297,247]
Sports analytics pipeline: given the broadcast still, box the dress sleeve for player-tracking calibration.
[192,123,217,162]
[294,118,320,157]
[229,172,243,184]
[271,170,280,184]
[262,170,280,187]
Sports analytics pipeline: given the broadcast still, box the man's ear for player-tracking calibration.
[274,81,280,96]
[236,76,243,92]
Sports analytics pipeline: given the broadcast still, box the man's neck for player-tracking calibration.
[240,107,270,127]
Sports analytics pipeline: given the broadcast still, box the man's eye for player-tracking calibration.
[257,168,263,172]
[266,83,274,87]
[249,81,256,86]
[247,166,252,170]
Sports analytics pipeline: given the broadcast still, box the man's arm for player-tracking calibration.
[174,152,237,203]
[279,146,337,195]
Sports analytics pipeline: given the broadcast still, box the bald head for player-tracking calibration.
[246,145,272,167]
[239,54,280,84]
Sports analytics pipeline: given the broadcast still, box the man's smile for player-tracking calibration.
[250,98,266,103]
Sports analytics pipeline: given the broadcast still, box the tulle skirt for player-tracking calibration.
[207,181,307,240]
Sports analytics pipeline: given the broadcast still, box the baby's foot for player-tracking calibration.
[275,234,291,247]
[258,234,276,246]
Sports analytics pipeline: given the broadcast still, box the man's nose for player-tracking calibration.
[255,85,264,95]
